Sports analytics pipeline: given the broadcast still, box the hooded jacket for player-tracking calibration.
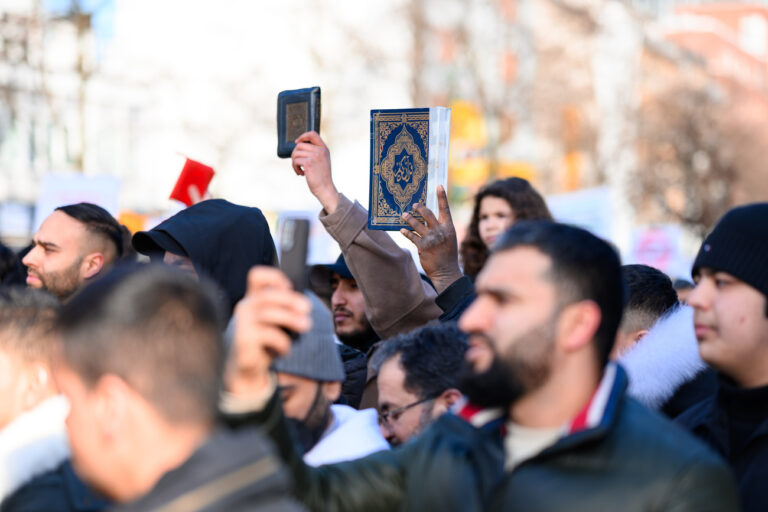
[132,200,277,315]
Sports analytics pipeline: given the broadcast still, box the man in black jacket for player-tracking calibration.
[224,220,739,512]
[676,202,768,512]
[52,265,302,512]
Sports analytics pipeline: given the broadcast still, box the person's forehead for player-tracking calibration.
[37,211,88,246]
[378,356,417,404]
[477,247,552,290]
[331,273,357,287]
[276,372,317,390]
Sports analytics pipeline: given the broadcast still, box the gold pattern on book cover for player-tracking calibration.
[371,111,429,226]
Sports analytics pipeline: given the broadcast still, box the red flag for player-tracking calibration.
[170,158,215,207]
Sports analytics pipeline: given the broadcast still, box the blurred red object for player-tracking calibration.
[170,159,215,206]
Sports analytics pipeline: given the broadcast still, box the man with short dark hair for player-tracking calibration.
[611,264,679,358]
[225,221,739,511]
[677,202,768,511]
[23,203,123,300]
[52,265,301,511]
[371,323,466,446]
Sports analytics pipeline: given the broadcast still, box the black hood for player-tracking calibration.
[132,199,277,315]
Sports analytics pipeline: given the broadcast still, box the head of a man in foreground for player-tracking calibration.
[52,265,225,502]
[458,221,625,411]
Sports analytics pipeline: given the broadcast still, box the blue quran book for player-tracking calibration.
[368,107,451,230]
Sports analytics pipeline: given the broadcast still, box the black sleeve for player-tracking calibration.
[436,276,476,322]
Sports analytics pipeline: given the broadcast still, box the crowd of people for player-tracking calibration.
[0,130,765,511]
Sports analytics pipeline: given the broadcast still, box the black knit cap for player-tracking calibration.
[692,202,768,298]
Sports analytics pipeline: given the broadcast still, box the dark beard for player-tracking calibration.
[337,322,379,354]
[459,321,555,409]
[286,384,333,454]
[459,357,525,409]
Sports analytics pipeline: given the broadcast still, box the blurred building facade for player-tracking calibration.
[0,0,766,250]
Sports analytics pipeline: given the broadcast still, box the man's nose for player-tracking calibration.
[687,281,710,311]
[22,247,39,268]
[458,296,490,333]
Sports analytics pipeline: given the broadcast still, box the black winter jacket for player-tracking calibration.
[112,427,303,512]
[227,364,739,512]
[1,462,107,512]
[677,376,768,512]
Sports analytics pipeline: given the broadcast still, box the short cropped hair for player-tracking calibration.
[56,203,123,260]
[0,287,60,361]
[495,221,626,368]
[371,323,468,400]
[56,265,225,424]
[621,264,678,333]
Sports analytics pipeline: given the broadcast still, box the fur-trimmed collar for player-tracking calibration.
[0,395,71,500]
[620,306,707,410]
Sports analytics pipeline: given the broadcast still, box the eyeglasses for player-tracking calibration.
[378,395,437,427]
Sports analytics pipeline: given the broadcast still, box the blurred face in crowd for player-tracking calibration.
[458,247,559,408]
[478,196,515,249]
[23,212,97,300]
[377,355,437,446]
[277,372,340,451]
[688,268,768,387]
[0,347,33,429]
[53,362,119,498]
[330,273,375,348]
[163,252,198,278]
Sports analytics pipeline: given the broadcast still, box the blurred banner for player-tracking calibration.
[33,174,121,231]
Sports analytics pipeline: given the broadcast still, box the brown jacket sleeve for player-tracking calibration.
[319,194,442,340]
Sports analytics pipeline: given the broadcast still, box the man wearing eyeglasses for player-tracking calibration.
[370,323,466,446]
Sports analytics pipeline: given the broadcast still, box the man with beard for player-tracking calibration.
[223,221,738,512]
[294,132,443,409]
[23,204,123,301]
[309,255,378,353]
[273,294,389,465]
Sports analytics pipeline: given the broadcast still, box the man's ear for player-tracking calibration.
[556,300,602,353]
[93,374,129,440]
[431,388,462,419]
[81,252,105,280]
[20,362,55,411]
[321,381,342,403]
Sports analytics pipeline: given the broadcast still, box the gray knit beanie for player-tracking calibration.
[692,202,768,299]
[273,292,345,382]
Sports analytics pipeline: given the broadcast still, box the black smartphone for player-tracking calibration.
[279,217,310,292]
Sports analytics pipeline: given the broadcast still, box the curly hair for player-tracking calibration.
[459,178,553,279]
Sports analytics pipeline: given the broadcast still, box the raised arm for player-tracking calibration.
[291,131,441,339]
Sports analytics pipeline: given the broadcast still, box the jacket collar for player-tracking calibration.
[0,395,71,500]
[455,363,628,445]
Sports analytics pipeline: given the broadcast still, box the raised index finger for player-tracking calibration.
[436,185,452,223]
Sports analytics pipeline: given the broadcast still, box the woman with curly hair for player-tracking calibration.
[459,178,553,279]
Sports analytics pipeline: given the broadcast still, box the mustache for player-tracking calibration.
[333,307,353,316]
